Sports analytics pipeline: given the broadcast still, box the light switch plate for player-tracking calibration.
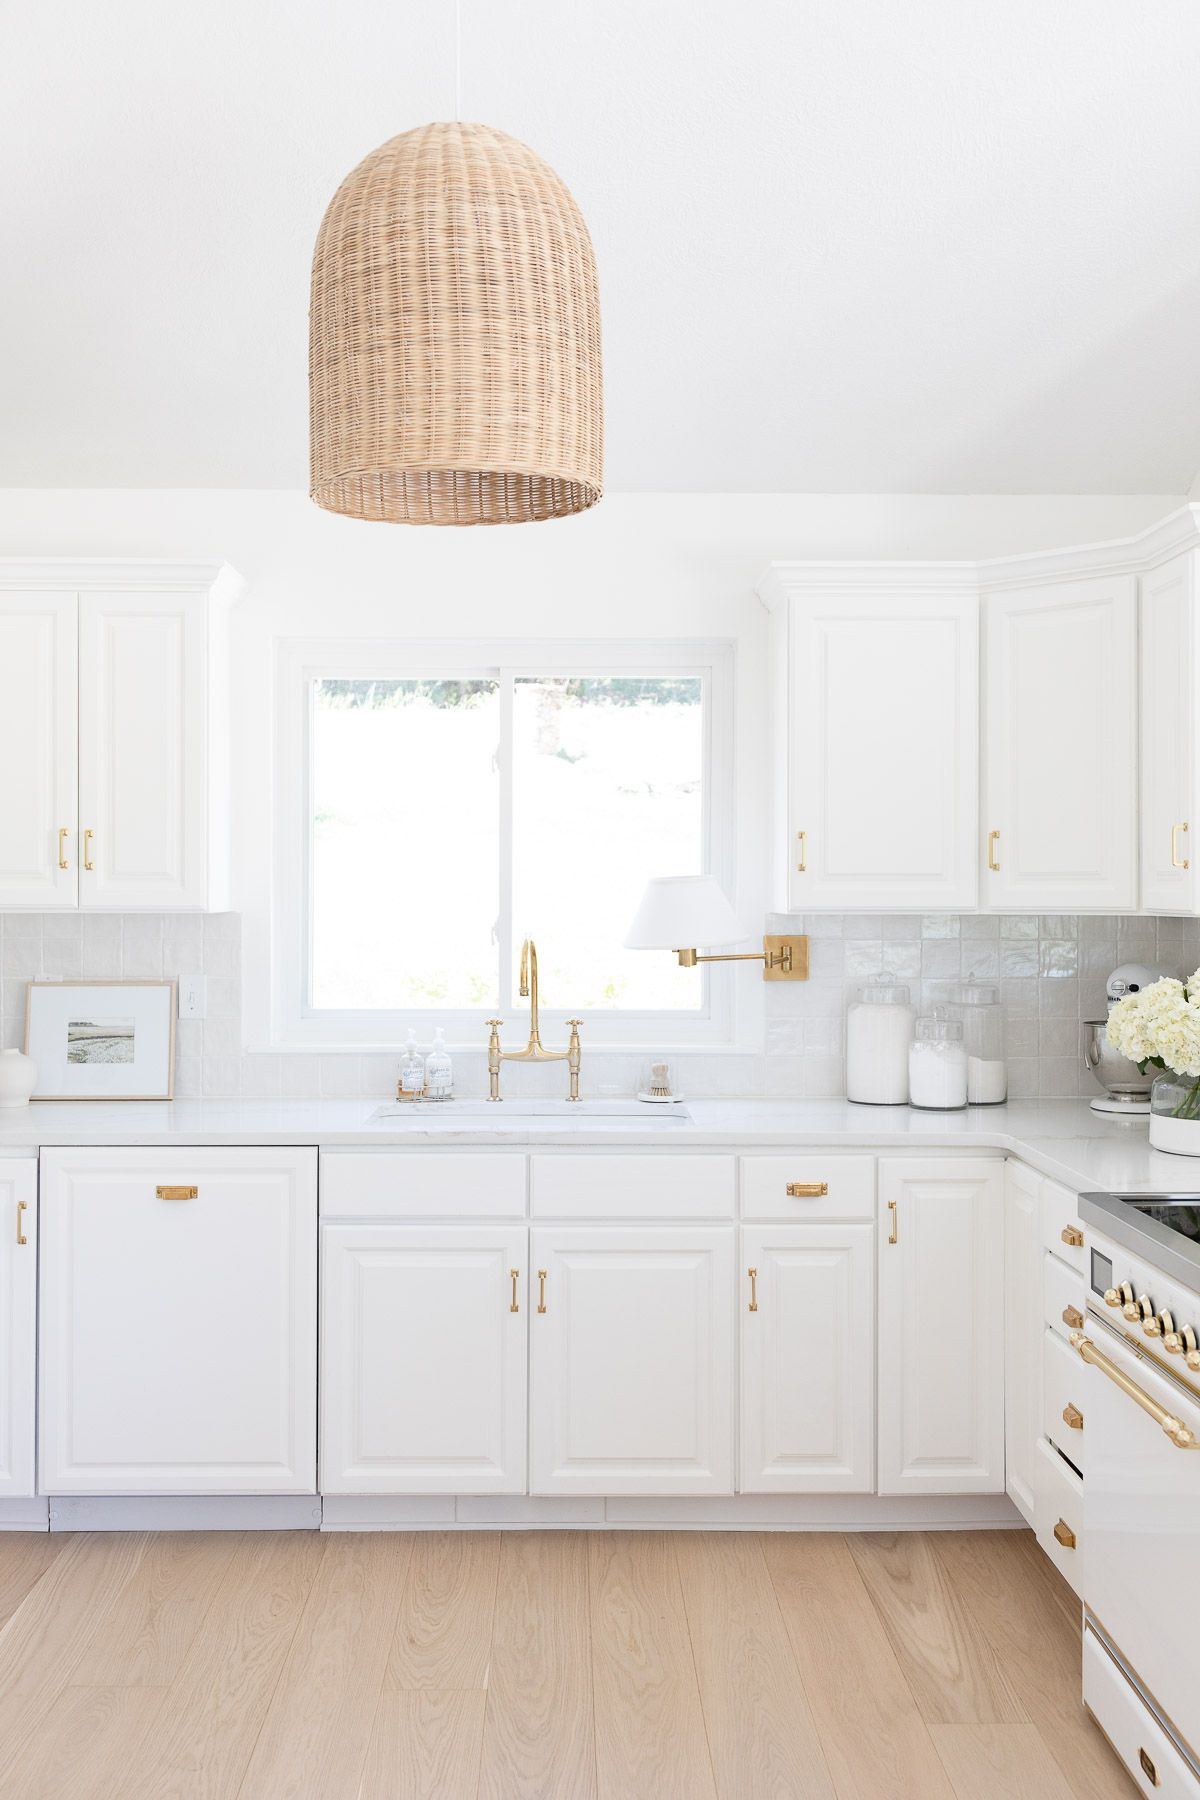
[178,974,207,1019]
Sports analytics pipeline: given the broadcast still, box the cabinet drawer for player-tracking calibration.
[739,1155,874,1221]
[1043,1249,1087,1339]
[1084,1626,1196,1799]
[320,1153,526,1218]
[530,1156,734,1219]
[1043,1326,1087,1473]
[1034,1435,1084,1596]
[1041,1178,1087,1273]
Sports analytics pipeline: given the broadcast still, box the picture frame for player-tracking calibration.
[25,980,177,1101]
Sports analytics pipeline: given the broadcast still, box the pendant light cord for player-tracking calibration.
[454,0,461,121]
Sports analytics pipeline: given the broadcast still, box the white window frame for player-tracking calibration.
[267,636,737,1050]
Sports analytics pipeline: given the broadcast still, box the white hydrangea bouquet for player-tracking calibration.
[1107,972,1200,1119]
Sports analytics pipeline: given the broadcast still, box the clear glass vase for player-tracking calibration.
[1149,1071,1200,1155]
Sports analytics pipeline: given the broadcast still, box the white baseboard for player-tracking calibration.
[48,1495,323,1532]
[321,1492,1022,1532]
[0,1497,49,1532]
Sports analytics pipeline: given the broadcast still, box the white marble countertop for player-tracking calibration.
[0,1096,1193,1196]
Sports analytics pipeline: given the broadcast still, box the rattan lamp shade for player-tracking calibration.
[310,121,603,526]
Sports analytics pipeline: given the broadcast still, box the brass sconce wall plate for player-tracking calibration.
[763,935,809,981]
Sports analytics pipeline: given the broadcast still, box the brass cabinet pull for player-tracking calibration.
[796,829,807,873]
[887,1199,898,1245]
[987,829,1001,872]
[1139,1746,1161,1786]
[1062,1402,1084,1431]
[509,1268,520,1314]
[537,1269,547,1314]
[1060,1224,1084,1249]
[1071,1330,1200,1450]
[83,828,95,871]
[156,1185,197,1201]
[1062,1305,1084,1330]
[1172,822,1190,871]
[786,1181,828,1198]
[16,1200,27,1246]
[1052,1518,1077,1550]
[57,826,69,870]
[748,1267,758,1312]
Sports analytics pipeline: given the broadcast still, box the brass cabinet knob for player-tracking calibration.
[1052,1519,1077,1550]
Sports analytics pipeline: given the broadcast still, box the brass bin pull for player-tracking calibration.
[1071,1331,1200,1450]
[57,827,69,871]
[796,830,807,873]
[748,1267,758,1313]
[83,828,95,872]
[1139,1746,1160,1786]
[156,1185,198,1201]
[987,829,1001,872]
[16,1200,27,1246]
[1062,1305,1084,1330]
[536,1269,547,1314]
[786,1181,828,1198]
[509,1269,520,1314]
[1172,822,1190,871]
[1053,1519,1077,1550]
[887,1199,898,1245]
[1061,1224,1084,1249]
[1062,1402,1084,1431]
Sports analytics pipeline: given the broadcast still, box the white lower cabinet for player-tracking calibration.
[0,1162,37,1499]
[740,1223,874,1492]
[877,1157,1005,1495]
[529,1227,734,1496]
[321,1224,527,1495]
[39,1147,317,1494]
[1004,1158,1041,1525]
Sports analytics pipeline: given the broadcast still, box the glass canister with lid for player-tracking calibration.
[845,977,915,1104]
[908,1009,968,1110]
[948,975,1006,1104]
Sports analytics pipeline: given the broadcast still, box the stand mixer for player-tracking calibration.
[1083,960,1171,1115]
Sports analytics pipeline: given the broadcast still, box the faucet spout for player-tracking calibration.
[487,938,581,1099]
[519,938,542,1047]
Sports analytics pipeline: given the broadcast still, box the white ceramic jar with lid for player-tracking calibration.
[908,1010,968,1110]
[846,978,915,1104]
[948,975,1006,1104]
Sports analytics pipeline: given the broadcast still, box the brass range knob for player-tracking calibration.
[1103,1286,1122,1309]
[1121,1283,1140,1321]
[1182,1326,1200,1372]
[1160,1311,1181,1353]
[1142,1300,1163,1338]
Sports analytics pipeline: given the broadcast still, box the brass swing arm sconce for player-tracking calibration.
[673,935,808,981]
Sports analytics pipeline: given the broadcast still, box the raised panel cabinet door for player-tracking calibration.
[529,1227,734,1495]
[786,588,979,910]
[740,1223,874,1493]
[0,591,77,909]
[39,1147,316,1494]
[0,1162,37,1499]
[1003,1160,1041,1526]
[877,1158,1005,1495]
[984,575,1136,909]
[320,1224,528,1495]
[77,589,207,908]
[1140,551,1200,912]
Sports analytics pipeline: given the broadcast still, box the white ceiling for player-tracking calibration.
[5,1,1200,493]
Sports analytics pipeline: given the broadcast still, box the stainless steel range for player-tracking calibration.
[1075,1190,1200,1789]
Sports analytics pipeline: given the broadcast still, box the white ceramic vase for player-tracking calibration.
[0,1048,36,1109]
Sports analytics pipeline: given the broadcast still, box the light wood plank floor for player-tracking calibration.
[0,1528,1137,1799]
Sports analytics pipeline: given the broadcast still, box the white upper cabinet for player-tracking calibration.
[983,574,1137,910]
[760,573,979,911]
[1140,550,1200,913]
[0,592,78,909]
[0,562,240,911]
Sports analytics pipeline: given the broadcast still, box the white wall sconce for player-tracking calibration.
[625,875,808,982]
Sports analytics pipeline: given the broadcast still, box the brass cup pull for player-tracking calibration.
[16,1199,28,1246]
[509,1269,519,1314]
[156,1185,197,1201]
[536,1269,547,1314]
[1060,1224,1084,1249]
[57,826,69,870]
[796,829,807,873]
[1052,1519,1077,1550]
[83,828,95,872]
[786,1181,828,1198]
[1062,1305,1084,1330]
[1062,1402,1084,1431]
[987,829,1001,872]
[887,1199,898,1245]
[1139,1746,1160,1786]
[748,1267,758,1313]
[1172,822,1190,871]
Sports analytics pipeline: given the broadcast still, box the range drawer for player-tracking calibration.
[1084,1626,1197,1798]
[1043,1326,1087,1473]
[739,1155,874,1221]
[1043,1248,1087,1339]
[321,1153,526,1218]
[530,1155,735,1219]
[1034,1435,1084,1597]
[1041,1177,1087,1274]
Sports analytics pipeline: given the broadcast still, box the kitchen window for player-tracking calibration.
[269,639,735,1048]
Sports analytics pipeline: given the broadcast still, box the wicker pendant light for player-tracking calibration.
[309,121,603,525]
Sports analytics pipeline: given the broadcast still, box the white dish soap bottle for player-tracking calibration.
[399,1030,425,1096]
[425,1028,453,1100]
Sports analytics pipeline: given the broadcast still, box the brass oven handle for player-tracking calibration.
[16,1200,28,1246]
[58,827,69,870]
[748,1267,758,1313]
[509,1269,519,1314]
[537,1269,547,1314]
[1070,1331,1199,1450]
[887,1199,898,1245]
[1172,821,1190,870]
[987,829,1000,872]
[796,830,807,873]
[786,1182,828,1198]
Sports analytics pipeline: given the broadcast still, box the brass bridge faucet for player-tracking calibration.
[487,939,582,1102]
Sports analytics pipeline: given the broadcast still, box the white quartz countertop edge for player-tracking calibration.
[0,1099,1192,1197]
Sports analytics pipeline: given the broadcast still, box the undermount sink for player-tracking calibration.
[368,1098,689,1123]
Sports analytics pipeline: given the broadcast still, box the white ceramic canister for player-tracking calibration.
[845,979,915,1104]
[0,1048,36,1108]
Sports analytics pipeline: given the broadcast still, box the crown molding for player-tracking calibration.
[0,557,245,604]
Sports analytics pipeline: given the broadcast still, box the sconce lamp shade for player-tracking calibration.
[625,875,749,951]
[309,121,603,526]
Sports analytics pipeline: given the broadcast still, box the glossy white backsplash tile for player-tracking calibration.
[0,909,1198,1099]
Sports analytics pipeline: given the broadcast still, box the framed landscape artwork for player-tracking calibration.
[25,981,177,1100]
